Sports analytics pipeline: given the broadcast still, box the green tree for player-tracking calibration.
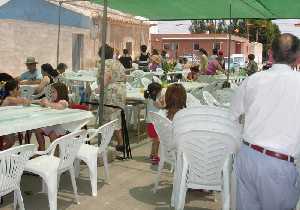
[189,20,208,33]
[190,19,280,59]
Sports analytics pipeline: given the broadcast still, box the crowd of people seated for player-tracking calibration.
[0,57,70,151]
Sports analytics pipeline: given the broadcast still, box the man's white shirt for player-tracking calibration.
[231,64,300,156]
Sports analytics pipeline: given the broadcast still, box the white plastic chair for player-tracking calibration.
[0,144,35,210]
[141,77,152,89]
[24,130,86,210]
[131,70,144,79]
[171,112,239,210]
[186,93,201,108]
[152,76,162,84]
[75,120,117,196]
[20,86,35,99]
[203,90,221,106]
[173,106,241,145]
[149,112,175,193]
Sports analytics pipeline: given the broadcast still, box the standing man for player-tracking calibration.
[231,33,300,210]
[19,57,42,84]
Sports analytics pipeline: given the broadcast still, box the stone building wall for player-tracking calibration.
[0,18,149,77]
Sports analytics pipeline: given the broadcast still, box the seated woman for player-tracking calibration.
[187,65,200,81]
[34,83,69,150]
[35,63,60,95]
[0,78,31,150]
[164,83,187,120]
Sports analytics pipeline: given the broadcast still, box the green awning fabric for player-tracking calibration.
[94,0,300,20]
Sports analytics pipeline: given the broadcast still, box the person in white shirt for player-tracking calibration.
[231,33,300,210]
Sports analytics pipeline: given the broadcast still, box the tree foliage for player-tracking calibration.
[189,19,280,59]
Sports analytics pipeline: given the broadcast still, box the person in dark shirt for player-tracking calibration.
[138,45,150,71]
[119,49,132,69]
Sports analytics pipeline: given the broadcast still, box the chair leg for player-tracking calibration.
[74,159,80,178]
[69,167,80,204]
[153,159,164,193]
[46,176,58,210]
[102,151,110,182]
[15,188,25,210]
[41,179,47,194]
[87,157,98,196]
[13,191,17,210]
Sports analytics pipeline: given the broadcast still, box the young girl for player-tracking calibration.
[144,82,164,164]
[34,82,69,150]
[0,78,31,150]
[0,79,31,106]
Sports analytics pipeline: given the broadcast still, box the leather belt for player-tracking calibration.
[243,141,294,163]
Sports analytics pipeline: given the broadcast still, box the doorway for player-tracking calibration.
[72,34,84,71]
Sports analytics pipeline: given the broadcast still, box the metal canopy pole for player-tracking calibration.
[56,1,62,66]
[226,1,232,84]
[97,0,108,145]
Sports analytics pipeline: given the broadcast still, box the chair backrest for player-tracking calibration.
[213,88,235,104]
[175,119,237,187]
[190,87,206,105]
[87,120,117,153]
[143,72,154,80]
[20,86,35,99]
[131,70,144,79]
[174,105,235,121]
[0,144,35,195]
[173,106,241,149]
[149,112,175,160]
[203,90,221,106]
[141,77,152,88]
[98,120,117,153]
[47,130,86,170]
[152,76,162,84]
[186,93,201,108]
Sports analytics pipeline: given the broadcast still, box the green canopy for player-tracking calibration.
[94,0,300,20]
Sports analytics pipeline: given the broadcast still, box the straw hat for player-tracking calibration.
[151,55,161,64]
[25,57,38,64]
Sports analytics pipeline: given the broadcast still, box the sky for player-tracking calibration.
[150,20,300,38]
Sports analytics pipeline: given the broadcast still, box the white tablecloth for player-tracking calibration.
[126,88,145,102]
[62,72,97,82]
[177,82,209,92]
[0,105,94,136]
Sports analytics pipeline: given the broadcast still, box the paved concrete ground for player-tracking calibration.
[0,140,220,210]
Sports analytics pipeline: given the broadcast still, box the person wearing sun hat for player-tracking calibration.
[19,57,42,84]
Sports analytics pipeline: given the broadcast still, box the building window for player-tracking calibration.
[171,42,179,50]
[193,43,200,50]
[163,43,170,50]
[213,42,221,50]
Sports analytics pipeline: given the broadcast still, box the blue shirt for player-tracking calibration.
[20,69,42,81]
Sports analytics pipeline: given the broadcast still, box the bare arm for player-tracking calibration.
[19,80,41,85]
[40,99,68,110]
[34,76,50,94]
[3,97,31,106]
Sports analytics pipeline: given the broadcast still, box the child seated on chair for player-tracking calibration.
[0,77,31,150]
[34,83,69,150]
[144,82,165,165]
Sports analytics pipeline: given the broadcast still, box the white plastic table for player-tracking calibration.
[0,105,94,136]
[126,88,145,102]
[62,72,97,82]
[177,82,209,92]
